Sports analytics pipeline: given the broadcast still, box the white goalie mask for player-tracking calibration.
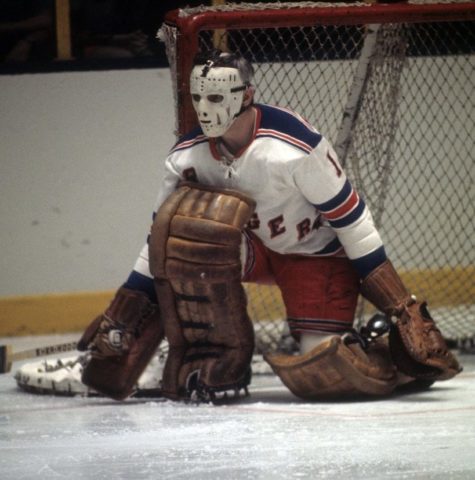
[190,62,248,137]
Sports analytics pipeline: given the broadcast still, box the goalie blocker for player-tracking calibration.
[78,287,164,400]
[149,182,256,403]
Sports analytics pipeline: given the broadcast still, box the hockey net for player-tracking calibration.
[159,1,475,353]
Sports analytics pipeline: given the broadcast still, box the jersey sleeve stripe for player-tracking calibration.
[327,199,366,229]
[314,180,366,228]
[322,189,359,221]
[314,180,352,212]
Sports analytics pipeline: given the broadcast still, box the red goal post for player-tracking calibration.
[159,1,475,352]
[162,1,475,136]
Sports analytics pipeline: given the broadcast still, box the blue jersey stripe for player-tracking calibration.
[314,180,352,213]
[257,104,322,150]
[328,198,366,229]
[350,245,387,279]
[312,237,342,255]
[123,271,157,303]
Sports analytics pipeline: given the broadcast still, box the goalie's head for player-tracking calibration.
[190,50,254,137]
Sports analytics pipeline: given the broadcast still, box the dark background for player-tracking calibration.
[0,0,212,73]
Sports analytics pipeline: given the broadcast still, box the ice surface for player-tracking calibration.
[1,334,474,480]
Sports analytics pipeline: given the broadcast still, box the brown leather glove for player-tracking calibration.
[389,301,461,380]
[78,287,164,400]
[361,260,462,380]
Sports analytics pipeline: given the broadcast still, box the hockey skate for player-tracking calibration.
[14,350,166,398]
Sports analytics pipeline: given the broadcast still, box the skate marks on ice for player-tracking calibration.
[1,364,474,479]
[1,336,475,479]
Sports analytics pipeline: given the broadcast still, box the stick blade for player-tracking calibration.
[0,345,13,374]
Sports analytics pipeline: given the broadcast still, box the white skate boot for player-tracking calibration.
[14,350,166,397]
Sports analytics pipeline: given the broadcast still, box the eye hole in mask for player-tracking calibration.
[192,94,224,103]
[207,94,224,103]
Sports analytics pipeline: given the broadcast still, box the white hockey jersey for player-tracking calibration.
[133,104,386,281]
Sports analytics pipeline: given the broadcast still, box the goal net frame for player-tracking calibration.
[158,1,475,353]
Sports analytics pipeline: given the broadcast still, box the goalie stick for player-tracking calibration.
[0,341,78,374]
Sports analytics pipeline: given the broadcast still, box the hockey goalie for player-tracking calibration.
[16,49,461,402]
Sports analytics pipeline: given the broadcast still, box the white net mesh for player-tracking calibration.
[159,1,475,352]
